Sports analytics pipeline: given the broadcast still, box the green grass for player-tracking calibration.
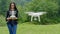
[0,22,60,34]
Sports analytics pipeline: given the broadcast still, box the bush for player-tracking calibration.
[0,15,6,26]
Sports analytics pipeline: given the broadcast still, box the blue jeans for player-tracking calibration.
[7,24,17,34]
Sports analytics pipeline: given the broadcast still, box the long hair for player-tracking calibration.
[9,2,18,11]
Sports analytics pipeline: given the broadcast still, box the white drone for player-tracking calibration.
[25,12,47,22]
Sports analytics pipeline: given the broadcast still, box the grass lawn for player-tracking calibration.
[0,22,60,34]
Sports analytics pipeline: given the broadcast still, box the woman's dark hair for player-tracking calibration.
[9,2,18,11]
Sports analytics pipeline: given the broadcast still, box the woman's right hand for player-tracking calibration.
[7,17,11,21]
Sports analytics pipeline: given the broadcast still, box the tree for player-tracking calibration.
[0,0,11,15]
[0,0,11,26]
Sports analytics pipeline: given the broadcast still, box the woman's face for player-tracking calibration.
[11,3,15,9]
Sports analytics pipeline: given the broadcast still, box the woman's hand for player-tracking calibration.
[10,17,18,20]
[7,17,18,20]
[7,17,11,21]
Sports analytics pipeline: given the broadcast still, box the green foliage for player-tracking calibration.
[17,6,28,23]
[0,0,60,25]
[0,0,11,26]
[0,15,6,26]
[24,0,59,24]
[0,0,11,15]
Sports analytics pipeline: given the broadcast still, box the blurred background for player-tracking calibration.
[0,0,60,34]
[0,0,60,26]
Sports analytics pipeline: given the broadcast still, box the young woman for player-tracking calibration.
[6,2,18,34]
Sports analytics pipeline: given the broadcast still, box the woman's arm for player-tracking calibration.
[14,10,18,20]
[16,10,18,18]
[6,11,11,21]
[6,11,9,21]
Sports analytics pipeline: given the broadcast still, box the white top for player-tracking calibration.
[10,11,16,18]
